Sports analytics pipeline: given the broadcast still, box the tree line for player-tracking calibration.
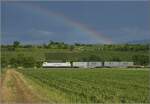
[1,41,149,51]
[1,53,149,68]
[1,41,75,51]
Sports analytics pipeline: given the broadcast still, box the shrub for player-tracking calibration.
[132,55,149,65]
[9,54,36,68]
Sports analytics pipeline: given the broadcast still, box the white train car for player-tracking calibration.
[42,61,134,68]
[88,62,103,68]
[42,62,71,68]
[104,62,134,67]
[73,62,102,68]
[73,62,88,68]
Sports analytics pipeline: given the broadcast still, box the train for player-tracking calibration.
[42,61,134,68]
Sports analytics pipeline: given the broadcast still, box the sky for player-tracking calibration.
[1,1,150,44]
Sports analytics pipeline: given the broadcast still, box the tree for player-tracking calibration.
[111,57,121,62]
[70,61,73,68]
[23,45,32,48]
[9,54,36,68]
[42,44,48,48]
[75,43,81,46]
[89,55,102,61]
[23,57,36,68]
[9,54,25,67]
[70,45,74,51]
[13,41,20,48]
[132,55,149,66]
[35,61,43,68]
[81,55,102,61]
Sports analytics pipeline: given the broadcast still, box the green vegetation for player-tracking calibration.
[132,55,149,65]
[18,68,150,103]
[1,41,149,68]
[13,41,20,49]
[1,41,150,103]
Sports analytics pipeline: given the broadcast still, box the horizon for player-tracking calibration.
[1,1,150,44]
[1,40,149,45]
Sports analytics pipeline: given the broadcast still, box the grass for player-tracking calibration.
[18,68,150,103]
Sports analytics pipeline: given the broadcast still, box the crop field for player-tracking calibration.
[5,68,147,103]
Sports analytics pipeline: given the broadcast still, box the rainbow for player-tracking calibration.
[21,3,113,44]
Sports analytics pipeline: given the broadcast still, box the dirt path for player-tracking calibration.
[0,69,43,103]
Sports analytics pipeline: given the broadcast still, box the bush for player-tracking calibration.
[132,55,149,65]
[22,57,36,68]
[81,55,102,61]
[9,54,36,68]
[89,55,102,61]
[35,61,43,68]
[1,56,9,68]
[9,58,18,67]
[110,57,121,62]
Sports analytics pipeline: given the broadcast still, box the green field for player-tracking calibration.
[1,45,150,103]
[18,68,150,103]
